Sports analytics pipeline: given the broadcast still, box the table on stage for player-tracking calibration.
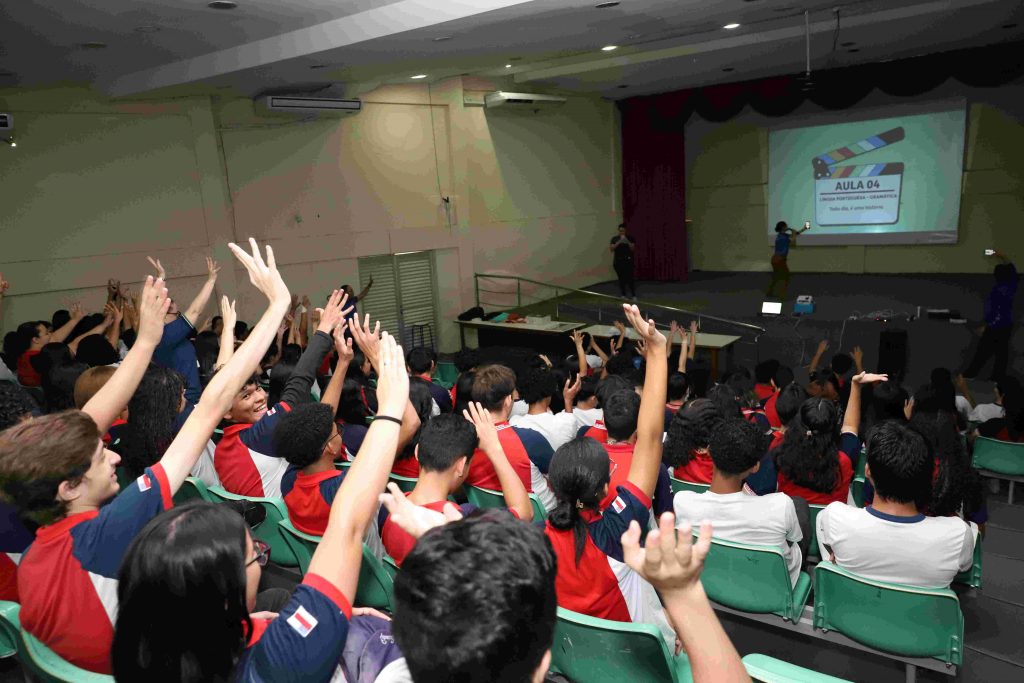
[580,325,740,379]
[456,318,586,350]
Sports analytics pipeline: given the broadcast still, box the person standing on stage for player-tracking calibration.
[610,223,637,300]
[766,221,809,301]
[963,249,1018,381]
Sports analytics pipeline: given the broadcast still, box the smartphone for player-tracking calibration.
[985,249,996,256]
[804,221,811,230]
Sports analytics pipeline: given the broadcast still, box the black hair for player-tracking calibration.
[345,347,370,384]
[774,397,842,493]
[406,347,437,375]
[774,365,795,388]
[869,380,909,429]
[596,375,632,408]
[233,320,249,341]
[709,418,766,475]
[548,365,571,414]
[0,383,37,431]
[273,403,335,469]
[724,367,755,407]
[908,403,974,517]
[994,262,1015,285]
[453,348,479,374]
[667,372,689,403]
[755,359,781,385]
[267,357,298,407]
[30,342,73,378]
[518,367,557,406]
[830,353,853,376]
[452,371,476,417]
[67,313,105,342]
[548,438,611,564]
[113,502,251,682]
[116,366,185,480]
[338,378,372,425]
[575,375,599,407]
[775,221,788,233]
[10,322,45,364]
[774,382,807,426]
[394,512,556,683]
[75,335,119,367]
[604,350,636,378]
[399,378,435,461]
[417,414,479,473]
[51,310,70,330]
[999,378,1024,440]
[194,331,220,387]
[865,421,932,508]
[663,399,722,469]
[706,383,742,418]
[42,362,88,414]
[603,390,640,441]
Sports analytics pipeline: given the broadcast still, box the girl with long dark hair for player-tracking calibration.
[662,399,722,484]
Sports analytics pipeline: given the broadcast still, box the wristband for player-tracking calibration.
[372,415,403,426]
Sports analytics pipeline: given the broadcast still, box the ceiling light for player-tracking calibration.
[595,2,620,7]
[2,136,16,148]
[505,64,512,68]
[410,74,428,79]
[208,1,238,9]
[601,45,618,51]
[723,23,740,30]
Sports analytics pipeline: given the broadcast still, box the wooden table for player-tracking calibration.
[580,325,741,379]
[456,318,586,350]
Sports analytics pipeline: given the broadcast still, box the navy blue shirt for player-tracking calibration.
[774,233,791,257]
[985,262,1018,329]
[153,316,201,403]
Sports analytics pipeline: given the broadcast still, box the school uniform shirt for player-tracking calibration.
[754,383,775,402]
[0,502,34,602]
[215,403,292,498]
[577,420,609,444]
[969,402,1004,424]
[235,573,352,682]
[340,421,369,460]
[673,450,714,484]
[545,481,671,637]
[763,392,782,429]
[600,442,672,516]
[816,503,977,588]
[777,432,859,505]
[16,350,42,386]
[573,407,603,428]
[675,490,803,586]
[414,375,453,415]
[380,499,478,566]
[509,410,579,452]
[153,314,202,403]
[174,403,220,487]
[391,456,420,479]
[17,464,173,674]
[465,422,556,511]
[281,467,345,536]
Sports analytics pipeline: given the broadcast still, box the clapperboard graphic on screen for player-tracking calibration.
[812,127,905,226]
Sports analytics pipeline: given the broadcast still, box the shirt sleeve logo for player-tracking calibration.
[137,474,152,492]
[287,605,319,638]
[611,496,626,514]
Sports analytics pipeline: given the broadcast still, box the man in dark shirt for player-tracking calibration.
[964,250,1018,381]
[609,223,637,299]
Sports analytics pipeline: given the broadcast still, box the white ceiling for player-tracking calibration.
[0,0,1021,100]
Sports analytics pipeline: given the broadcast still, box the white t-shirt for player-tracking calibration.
[509,410,579,452]
[816,502,977,588]
[674,490,803,587]
[573,407,603,428]
[954,395,971,425]
[969,402,1004,424]
[510,399,529,418]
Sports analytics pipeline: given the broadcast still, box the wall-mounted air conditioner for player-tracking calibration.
[483,92,567,110]
[259,96,361,116]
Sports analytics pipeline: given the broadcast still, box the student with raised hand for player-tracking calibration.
[621,513,751,683]
[544,303,672,633]
[112,330,410,683]
[214,287,351,498]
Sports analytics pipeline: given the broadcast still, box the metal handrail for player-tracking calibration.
[474,272,766,334]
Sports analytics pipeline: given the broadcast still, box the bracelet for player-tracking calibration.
[373,415,403,426]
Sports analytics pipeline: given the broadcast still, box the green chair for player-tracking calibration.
[812,561,964,667]
[464,484,547,521]
[805,504,827,560]
[953,534,983,589]
[550,607,692,683]
[0,602,113,682]
[172,476,214,505]
[205,486,298,568]
[0,600,18,659]
[972,436,1024,503]
[276,520,397,611]
[669,477,710,495]
[387,473,418,493]
[701,537,811,622]
[742,654,853,682]
[435,362,459,389]
[850,448,868,508]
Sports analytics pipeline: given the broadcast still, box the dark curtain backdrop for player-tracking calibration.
[618,40,1024,282]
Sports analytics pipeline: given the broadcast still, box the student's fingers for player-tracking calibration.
[620,520,644,569]
[643,527,664,575]
[691,520,713,567]
[248,238,267,272]
[656,513,679,569]
[228,242,254,271]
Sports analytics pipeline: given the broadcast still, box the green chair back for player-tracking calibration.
[276,520,396,611]
[435,362,459,389]
[742,654,853,682]
[669,478,710,495]
[812,561,963,666]
[0,604,114,683]
[0,600,19,659]
[172,476,214,506]
[387,474,418,493]
[850,447,868,508]
[701,537,811,621]
[806,504,827,558]
[972,436,1024,476]
[206,486,298,568]
[954,534,983,589]
[550,608,692,683]
[464,484,547,521]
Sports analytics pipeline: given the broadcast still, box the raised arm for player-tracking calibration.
[299,295,311,348]
[808,339,829,374]
[842,371,888,437]
[466,402,532,522]
[0,273,7,324]
[183,257,220,324]
[68,316,112,357]
[356,276,374,301]
[851,346,865,375]
[82,278,168,432]
[215,296,237,371]
[688,320,697,360]
[320,326,353,415]
[278,290,351,407]
[613,321,627,353]
[623,303,668,498]
[588,335,609,365]
[104,302,123,351]
[678,330,690,374]
[570,330,587,377]
[50,303,85,343]
[307,331,408,601]
[158,239,290,490]
[955,374,977,409]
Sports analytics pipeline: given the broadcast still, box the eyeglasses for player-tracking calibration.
[247,539,271,568]
[321,429,342,453]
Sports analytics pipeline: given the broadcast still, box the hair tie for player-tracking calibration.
[575,500,584,510]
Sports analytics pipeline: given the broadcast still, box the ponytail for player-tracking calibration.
[548,500,591,566]
[775,398,841,493]
[548,438,611,566]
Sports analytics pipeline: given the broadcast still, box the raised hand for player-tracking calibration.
[316,289,352,334]
[464,401,501,455]
[570,329,585,348]
[146,256,166,280]
[635,338,648,358]
[70,302,85,320]
[350,313,382,369]
[689,319,698,337]
[104,301,124,324]
[851,345,864,369]
[562,374,582,405]
[374,331,409,418]
[621,512,712,597]
[227,238,289,306]
[220,296,237,332]
[0,272,8,296]
[333,324,354,363]
[852,371,888,385]
[613,320,626,336]
[622,303,666,349]
[815,339,829,356]
[302,294,311,309]
[106,279,121,301]
[205,256,221,281]
[378,482,462,540]
[136,276,170,347]
[669,320,679,340]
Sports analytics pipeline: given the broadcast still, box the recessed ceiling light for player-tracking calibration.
[505,64,512,68]
[410,74,428,79]
[601,45,618,51]
[208,1,238,9]
[595,1,620,7]
[433,36,452,42]
[723,23,741,30]
[134,25,161,34]
[78,41,108,49]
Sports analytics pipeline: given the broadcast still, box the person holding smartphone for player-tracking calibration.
[765,220,810,301]
[963,248,1017,381]
[609,223,637,300]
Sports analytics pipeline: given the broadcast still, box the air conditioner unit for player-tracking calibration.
[259,96,361,116]
[0,113,11,131]
[483,91,567,110]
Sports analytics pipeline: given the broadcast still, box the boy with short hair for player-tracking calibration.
[601,389,673,514]
[509,367,581,451]
[406,346,453,414]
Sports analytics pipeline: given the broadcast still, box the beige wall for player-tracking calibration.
[0,79,619,351]
[686,83,1024,274]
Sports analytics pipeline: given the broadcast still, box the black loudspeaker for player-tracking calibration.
[877,329,908,381]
